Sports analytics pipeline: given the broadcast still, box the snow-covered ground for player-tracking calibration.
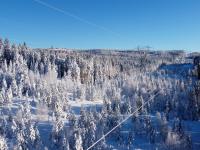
[0,45,200,150]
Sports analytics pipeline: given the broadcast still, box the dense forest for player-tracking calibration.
[0,38,200,150]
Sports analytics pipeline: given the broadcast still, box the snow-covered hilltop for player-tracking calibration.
[0,38,200,150]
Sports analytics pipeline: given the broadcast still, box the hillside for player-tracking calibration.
[0,38,200,150]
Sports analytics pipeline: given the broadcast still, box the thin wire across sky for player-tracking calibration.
[33,0,122,39]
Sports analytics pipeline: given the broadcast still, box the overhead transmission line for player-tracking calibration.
[87,90,160,150]
[32,0,122,38]
[31,1,183,149]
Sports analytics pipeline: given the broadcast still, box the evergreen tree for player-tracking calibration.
[11,78,18,97]
[5,87,13,105]
[0,135,8,150]
[0,38,3,50]
[0,92,4,105]
[50,115,65,149]
[136,94,144,114]
[74,131,83,150]
[6,114,17,139]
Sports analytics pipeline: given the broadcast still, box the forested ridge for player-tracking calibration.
[0,38,200,150]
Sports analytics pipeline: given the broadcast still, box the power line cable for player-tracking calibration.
[87,90,160,150]
[32,0,122,38]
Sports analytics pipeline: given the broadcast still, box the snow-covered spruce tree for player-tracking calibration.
[11,77,18,97]
[0,92,4,105]
[8,103,41,149]
[17,82,23,98]
[11,44,20,63]
[6,114,17,139]
[0,38,3,50]
[186,80,200,120]
[0,116,7,137]
[164,100,172,121]
[106,110,121,143]
[0,135,8,150]
[84,112,96,150]
[120,100,132,115]
[144,116,156,143]
[187,89,199,120]
[5,87,13,106]
[25,122,42,150]
[157,112,169,142]
[165,118,192,150]
[22,101,32,123]
[50,115,66,149]
[136,94,144,114]
[94,112,108,150]
[78,108,87,142]
[74,130,83,150]
[3,38,12,65]
[2,77,7,90]
[14,124,26,150]
[60,134,70,150]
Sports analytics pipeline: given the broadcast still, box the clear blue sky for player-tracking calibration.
[0,0,200,51]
